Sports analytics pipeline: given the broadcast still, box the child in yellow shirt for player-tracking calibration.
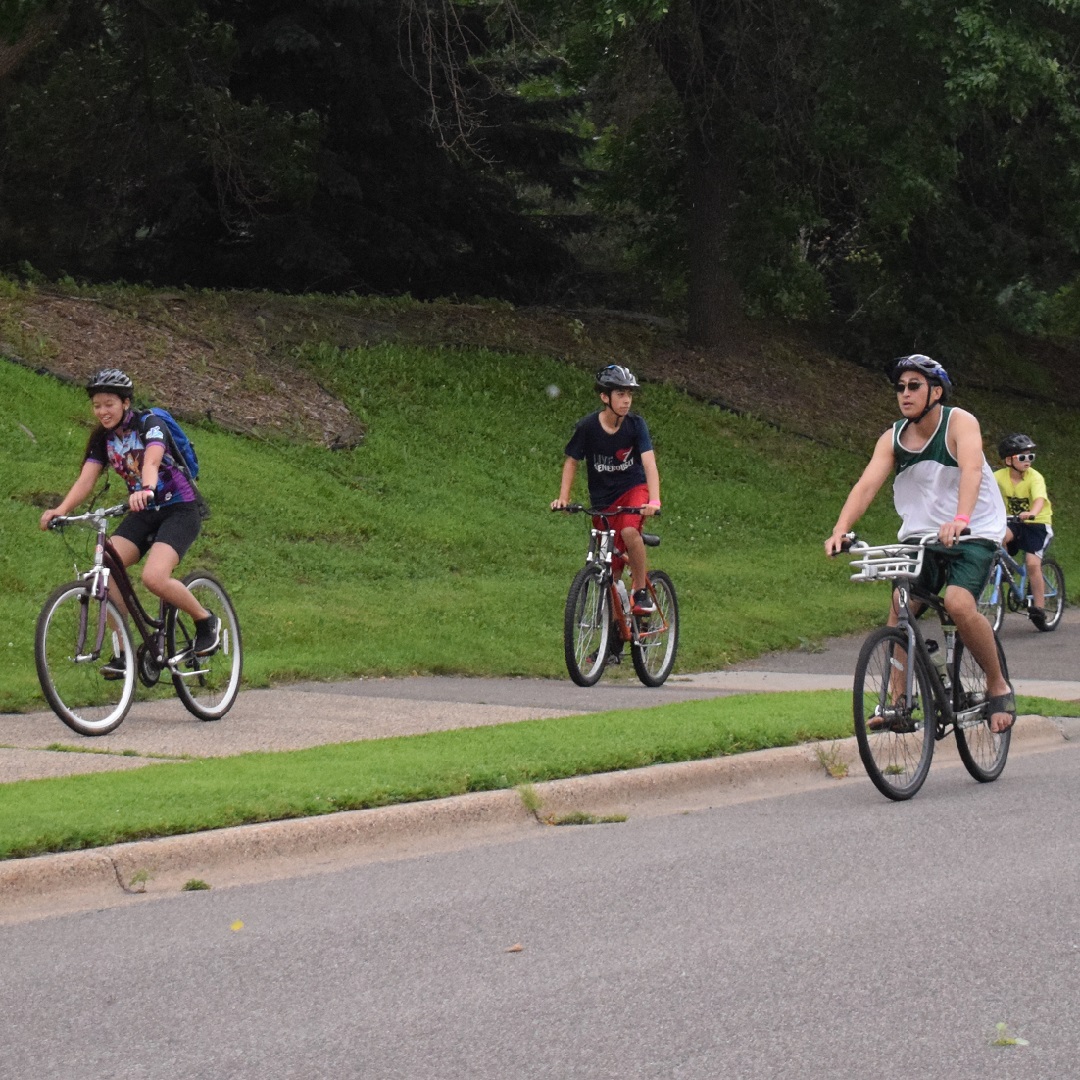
[994,433,1053,629]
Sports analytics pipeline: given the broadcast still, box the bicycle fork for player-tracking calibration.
[73,565,114,664]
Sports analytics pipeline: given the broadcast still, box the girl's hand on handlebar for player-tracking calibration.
[551,498,571,511]
[39,507,62,531]
[129,488,156,512]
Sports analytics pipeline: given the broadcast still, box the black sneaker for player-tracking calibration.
[1029,606,1048,630]
[632,588,656,615]
[193,613,221,656]
[100,655,127,681]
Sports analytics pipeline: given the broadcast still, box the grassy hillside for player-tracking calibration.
[2,285,1078,714]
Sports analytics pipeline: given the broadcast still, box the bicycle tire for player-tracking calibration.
[564,564,611,687]
[1037,559,1066,632]
[952,635,1011,782]
[1006,582,1023,613]
[166,572,243,720]
[35,581,136,736]
[976,567,1005,634]
[853,626,935,800]
[630,570,679,687]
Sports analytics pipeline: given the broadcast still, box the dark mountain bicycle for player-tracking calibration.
[36,501,242,736]
[977,519,1065,633]
[555,504,679,687]
[843,532,1011,801]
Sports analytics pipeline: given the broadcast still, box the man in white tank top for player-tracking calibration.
[825,355,1013,733]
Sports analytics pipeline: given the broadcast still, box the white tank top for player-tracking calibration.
[891,407,1005,542]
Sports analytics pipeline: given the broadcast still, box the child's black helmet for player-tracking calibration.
[87,368,134,398]
[998,432,1036,459]
[595,364,640,392]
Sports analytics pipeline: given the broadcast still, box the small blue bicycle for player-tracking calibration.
[977,521,1065,634]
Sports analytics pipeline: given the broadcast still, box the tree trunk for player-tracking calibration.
[685,127,744,347]
[0,11,63,83]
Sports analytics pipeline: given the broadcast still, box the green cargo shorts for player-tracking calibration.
[904,537,998,600]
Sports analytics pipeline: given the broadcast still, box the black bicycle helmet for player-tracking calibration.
[998,432,1036,459]
[86,368,134,399]
[595,364,640,392]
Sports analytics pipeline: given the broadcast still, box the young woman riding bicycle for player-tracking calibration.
[38,368,220,674]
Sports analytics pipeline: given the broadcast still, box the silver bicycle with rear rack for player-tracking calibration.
[555,504,679,687]
[843,532,1011,800]
[36,501,243,735]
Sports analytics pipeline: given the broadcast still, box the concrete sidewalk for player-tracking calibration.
[4,667,1078,784]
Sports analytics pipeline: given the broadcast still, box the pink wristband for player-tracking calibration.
[647,500,661,508]
[953,514,971,524]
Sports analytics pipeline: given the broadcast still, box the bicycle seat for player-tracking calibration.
[642,533,660,547]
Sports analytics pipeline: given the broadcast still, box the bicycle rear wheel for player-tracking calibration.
[35,582,136,736]
[1038,559,1066,631]
[631,570,679,687]
[853,626,935,800]
[977,568,1005,633]
[952,636,1011,783]
[166,572,243,720]
[564,564,611,687]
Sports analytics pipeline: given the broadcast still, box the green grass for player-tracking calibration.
[0,342,910,711]
[4,689,1073,860]
[0,691,856,859]
[5,330,1078,714]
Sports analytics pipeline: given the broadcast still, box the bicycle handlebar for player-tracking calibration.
[840,528,971,553]
[553,504,660,518]
[46,501,130,529]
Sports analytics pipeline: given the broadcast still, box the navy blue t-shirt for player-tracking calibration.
[564,412,653,508]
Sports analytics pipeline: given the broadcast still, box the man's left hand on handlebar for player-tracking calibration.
[937,516,969,547]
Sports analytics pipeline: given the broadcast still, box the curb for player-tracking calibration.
[0,716,1070,923]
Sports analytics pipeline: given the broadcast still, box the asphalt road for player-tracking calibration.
[3,737,1078,1079]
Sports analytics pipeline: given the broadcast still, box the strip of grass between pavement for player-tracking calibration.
[2,691,1075,861]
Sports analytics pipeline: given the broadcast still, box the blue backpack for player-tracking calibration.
[144,407,199,480]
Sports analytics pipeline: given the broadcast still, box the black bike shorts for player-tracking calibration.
[113,502,202,561]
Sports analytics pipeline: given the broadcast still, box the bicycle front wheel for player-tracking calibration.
[166,572,243,720]
[1038,559,1066,631]
[952,636,1011,783]
[35,582,136,736]
[977,569,1005,634]
[631,570,679,687]
[853,627,935,800]
[564,565,611,687]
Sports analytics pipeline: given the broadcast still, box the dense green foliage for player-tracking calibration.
[7,2,1080,348]
[0,0,584,298]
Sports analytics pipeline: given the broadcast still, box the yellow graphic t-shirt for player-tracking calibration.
[993,467,1052,525]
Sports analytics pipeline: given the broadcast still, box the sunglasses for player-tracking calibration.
[895,380,926,393]
[1013,452,1036,462]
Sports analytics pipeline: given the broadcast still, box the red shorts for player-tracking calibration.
[593,483,651,575]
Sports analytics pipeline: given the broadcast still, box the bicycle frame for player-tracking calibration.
[583,507,667,646]
[849,534,984,738]
[51,503,192,675]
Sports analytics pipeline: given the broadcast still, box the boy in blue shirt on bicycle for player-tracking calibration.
[551,365,661,616]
